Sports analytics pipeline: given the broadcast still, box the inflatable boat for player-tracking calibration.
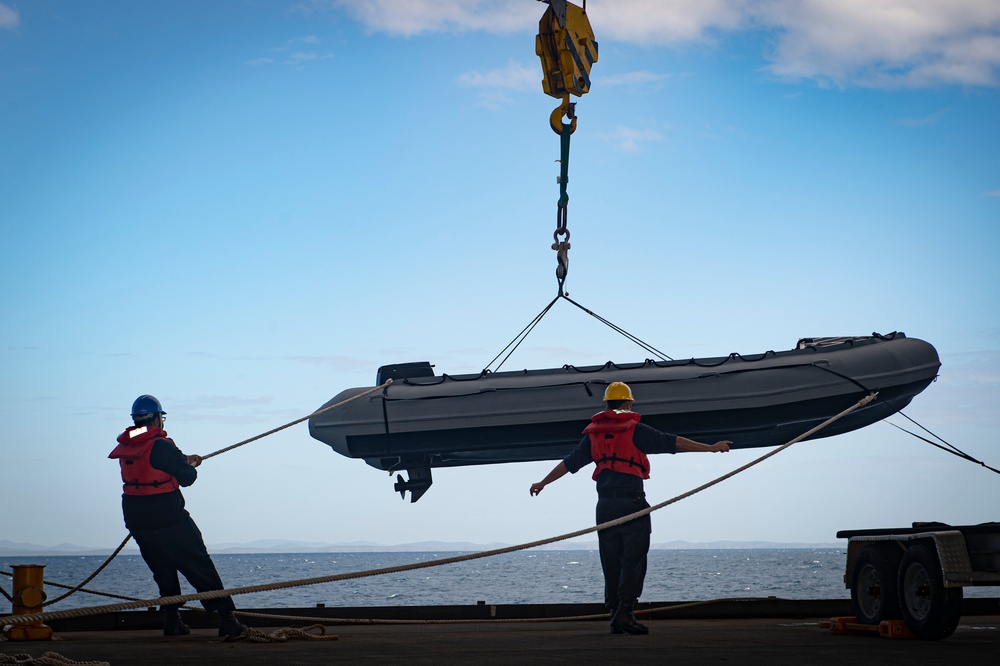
[308,332,940,500]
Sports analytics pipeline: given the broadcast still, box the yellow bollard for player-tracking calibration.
[3,564,54,640]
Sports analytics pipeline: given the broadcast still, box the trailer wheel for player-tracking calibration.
[850,544,902,624]
[897,542,963,640]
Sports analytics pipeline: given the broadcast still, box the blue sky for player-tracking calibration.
[2,1,998,553]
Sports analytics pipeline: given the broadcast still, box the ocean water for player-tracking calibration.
[3,549,993,613]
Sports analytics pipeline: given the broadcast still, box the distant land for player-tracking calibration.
[0,538,844,557]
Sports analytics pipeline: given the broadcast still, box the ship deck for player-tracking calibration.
[3,600,998,665]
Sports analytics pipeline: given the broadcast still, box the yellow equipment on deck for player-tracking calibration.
[3,564,53,640]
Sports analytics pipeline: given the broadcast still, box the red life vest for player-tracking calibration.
[109,425,180,495]
[584,409,650,480]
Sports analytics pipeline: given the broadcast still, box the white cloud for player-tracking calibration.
[248,36,333,68]
[456,60,538,91]
[322,0,1000,89]
[332,0,537,36]
[592,0,750,44]
[287,51,333,62]
[597,0,1000,88]
[456,59,539,108]
[600,70,673,90]
[755,0,1000,88]
[896,109,951,127]
[603,125,664,153]
[0,3,20,30]
[983,189,1000,198]
[280,52,336,69]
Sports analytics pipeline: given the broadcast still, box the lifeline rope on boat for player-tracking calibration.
[0,391,876,629]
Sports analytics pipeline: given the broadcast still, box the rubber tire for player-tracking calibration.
[897,542,963,640]
[850,544,903,624]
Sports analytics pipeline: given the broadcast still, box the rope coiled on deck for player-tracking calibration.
[0,654,108,666]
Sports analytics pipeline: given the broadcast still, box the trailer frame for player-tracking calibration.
[838,522,1000,640]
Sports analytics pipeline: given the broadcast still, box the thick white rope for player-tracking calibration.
[0,392,875,628]
[224,595,798,626]
[226,624,339,642]
[0,655,108,666]
[202,380,392,461]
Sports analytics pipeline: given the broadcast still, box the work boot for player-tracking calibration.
[610,609,624,634]
[218,610,248,637]
[610,601,649,636]
[163,608,190,636]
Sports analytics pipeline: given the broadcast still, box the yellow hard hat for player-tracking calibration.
[603,381,634,402]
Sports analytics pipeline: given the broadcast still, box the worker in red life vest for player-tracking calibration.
[109,394,247,637]
[530,381,731,635]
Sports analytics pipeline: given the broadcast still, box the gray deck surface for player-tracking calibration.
[3,615,999,665]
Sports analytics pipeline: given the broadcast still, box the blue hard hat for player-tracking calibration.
[131,394,165,418]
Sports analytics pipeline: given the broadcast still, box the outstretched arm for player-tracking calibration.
[675,437,731,453]
[530,461,569,496]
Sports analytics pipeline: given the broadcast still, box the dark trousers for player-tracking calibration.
[131,515,235,613]
[596,498,651,610]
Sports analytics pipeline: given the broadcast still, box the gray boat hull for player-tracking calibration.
[308,333,939,500]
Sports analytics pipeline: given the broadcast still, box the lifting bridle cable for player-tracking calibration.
[810,360,998,474]
[484,53,672,373]
[483,294,673,374]
[885,413,1000,475]
[560,293,673,362]
[483,295,560,373]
